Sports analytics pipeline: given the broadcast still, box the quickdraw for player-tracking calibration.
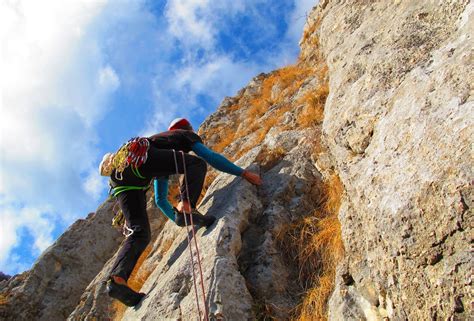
[111,199,138,237]
[112,210,125,226]
[126,137,149,168]
[111,137,150,180]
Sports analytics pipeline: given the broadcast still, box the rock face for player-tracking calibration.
[1,1,472,320]
[309,1,472,320]
[0,273,10,282]
[67,73,326,320]
[0,201,123,321]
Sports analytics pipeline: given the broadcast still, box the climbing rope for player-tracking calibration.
[181,151,209,321]
[173,149,209,321]
[173,150,202,319]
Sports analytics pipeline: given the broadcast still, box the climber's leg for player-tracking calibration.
[109,189,151,281]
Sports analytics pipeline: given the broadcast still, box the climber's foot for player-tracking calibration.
[174,208,216,228]
[107,278,145,307]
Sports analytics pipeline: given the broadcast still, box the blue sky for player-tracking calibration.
[0,0,316,275]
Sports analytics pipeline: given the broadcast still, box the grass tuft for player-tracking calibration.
[277,174,344,321]
[0,294,8,305]
[255,146,286,172]
[297,68,329,129]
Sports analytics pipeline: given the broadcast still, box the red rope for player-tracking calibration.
[173,150,202,319]
[181,151,209,321]
[127,137,149,167]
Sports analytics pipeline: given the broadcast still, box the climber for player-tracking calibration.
[99,117,262,307]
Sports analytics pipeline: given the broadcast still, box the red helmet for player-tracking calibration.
[168,118,193,131]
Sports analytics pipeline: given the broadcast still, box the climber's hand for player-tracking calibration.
[242,170,262,186]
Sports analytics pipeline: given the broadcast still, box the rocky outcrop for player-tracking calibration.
[1,1,472,320]
[0,201,123,321]
[308,1,472,320]
[0,273,10,283]
[68,69,327,320]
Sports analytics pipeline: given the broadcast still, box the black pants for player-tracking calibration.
[109,147,207,280]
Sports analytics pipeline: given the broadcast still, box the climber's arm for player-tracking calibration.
[154,177,175,221]
[191,142,262,185]
[191,142,244,176]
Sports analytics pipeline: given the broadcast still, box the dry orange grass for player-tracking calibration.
[199,122,236,154]
[204,65,312,158]
[227,104,241,112]
[167,178,181,208]
[324,174,343,214]
[247,97,271,118]
[297,85,328,128]
[275,66,312,100]
[212,127,236,153]
[297,273,335,321]
[297,63,329,129]
[0,294,8,305]
[299,17,323,63]
[246,65,311,119]
[301,17,320,44]
[256,146,286,172]
[277,174,344,321]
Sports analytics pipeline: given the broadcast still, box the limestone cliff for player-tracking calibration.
[313,0,472,320]
[0,1,472,320]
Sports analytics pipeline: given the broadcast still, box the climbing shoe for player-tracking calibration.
[174,208,216,228]
[106,278,145,307]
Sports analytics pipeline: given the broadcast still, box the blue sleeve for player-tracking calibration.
[154,178,175,221]
[191,142,244,176]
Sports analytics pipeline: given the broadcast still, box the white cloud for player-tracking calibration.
[0,212,18,265]
[146,0,317,133]
[0,205,54,272]
[98,65,120,92]
[0,0,320,275]
[83,171,106,201]
[0,0,124,274]
[175,56,258,100]
[164,0,257,52]
[165,0,215,49]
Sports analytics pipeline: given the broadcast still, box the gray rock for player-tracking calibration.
[311,1,473,320]
[4,1,472,320]
[0,200,123,321]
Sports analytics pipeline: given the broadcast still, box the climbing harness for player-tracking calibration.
[106,137,150,235]
[110,200,136,237]
[173,150,209,321]
[100,137,150,180]
[110,184,147,197]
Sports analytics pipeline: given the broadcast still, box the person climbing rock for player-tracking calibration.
[98,117,262,307]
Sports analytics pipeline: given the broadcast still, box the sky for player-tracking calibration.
[0,0,316,275]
